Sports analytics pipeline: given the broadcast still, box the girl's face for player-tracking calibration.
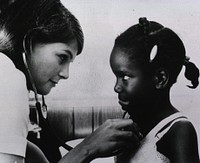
[27,39,78,95]
[110,47,155,114]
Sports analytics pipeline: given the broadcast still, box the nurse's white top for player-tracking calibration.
[0,53,29,157]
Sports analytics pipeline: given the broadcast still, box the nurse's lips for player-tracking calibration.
[50,80,58,86]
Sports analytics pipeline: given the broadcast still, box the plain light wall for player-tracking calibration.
[47,0,200,142]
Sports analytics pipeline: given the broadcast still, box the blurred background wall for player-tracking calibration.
[46,0,200,146]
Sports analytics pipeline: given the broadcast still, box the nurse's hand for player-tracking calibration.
[59,118,142,163]
[81,119,142,158]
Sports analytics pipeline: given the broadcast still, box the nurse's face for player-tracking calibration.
[27,39,78,95]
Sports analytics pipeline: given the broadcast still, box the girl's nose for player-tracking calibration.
[114,81,122,93]
[59,64,69,79]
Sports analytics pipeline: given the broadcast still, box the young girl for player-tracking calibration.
[0,0,140,162]
[110,17,200,163]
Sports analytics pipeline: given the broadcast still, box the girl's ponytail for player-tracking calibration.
[183,57,199,88]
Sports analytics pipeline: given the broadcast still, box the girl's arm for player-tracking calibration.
[157,121,199,163]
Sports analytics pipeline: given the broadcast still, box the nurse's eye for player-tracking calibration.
[58,54,69,64]
[123,75,130,81]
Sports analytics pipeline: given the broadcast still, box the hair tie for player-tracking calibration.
[149,45,158,62]
[183,56,190,66]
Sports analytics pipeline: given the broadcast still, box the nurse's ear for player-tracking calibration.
[153,68,169,89]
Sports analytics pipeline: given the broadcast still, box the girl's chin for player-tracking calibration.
[120,102,138,114]
[122,106,134,113]
[119,100,130,111]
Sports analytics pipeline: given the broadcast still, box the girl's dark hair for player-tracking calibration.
[114,17,199,88]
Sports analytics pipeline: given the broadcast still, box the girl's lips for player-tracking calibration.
[118,100,130,106]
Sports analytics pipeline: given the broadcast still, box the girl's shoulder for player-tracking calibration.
[164,120,197,143]
[157,120,199,162]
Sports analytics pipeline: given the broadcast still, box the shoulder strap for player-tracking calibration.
[145,112,187,139]
[155,116,188,140]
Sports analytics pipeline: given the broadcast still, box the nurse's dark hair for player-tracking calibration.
[113,17,199,88]
[0,0,83,90]
[0,0,84,61]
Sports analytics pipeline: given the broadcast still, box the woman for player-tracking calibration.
[0,0,141,162]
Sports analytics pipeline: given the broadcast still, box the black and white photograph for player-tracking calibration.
[0,0,200,162]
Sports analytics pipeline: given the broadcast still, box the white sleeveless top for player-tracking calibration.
[115,113,187,163]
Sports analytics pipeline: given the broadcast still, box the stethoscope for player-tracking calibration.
[22,46,73,151]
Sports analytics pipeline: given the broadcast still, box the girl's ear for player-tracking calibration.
[153,68,169,89]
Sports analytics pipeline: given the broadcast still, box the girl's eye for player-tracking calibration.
[123,75,130,81]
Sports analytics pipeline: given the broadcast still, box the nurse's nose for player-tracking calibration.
[59,64,69,79]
